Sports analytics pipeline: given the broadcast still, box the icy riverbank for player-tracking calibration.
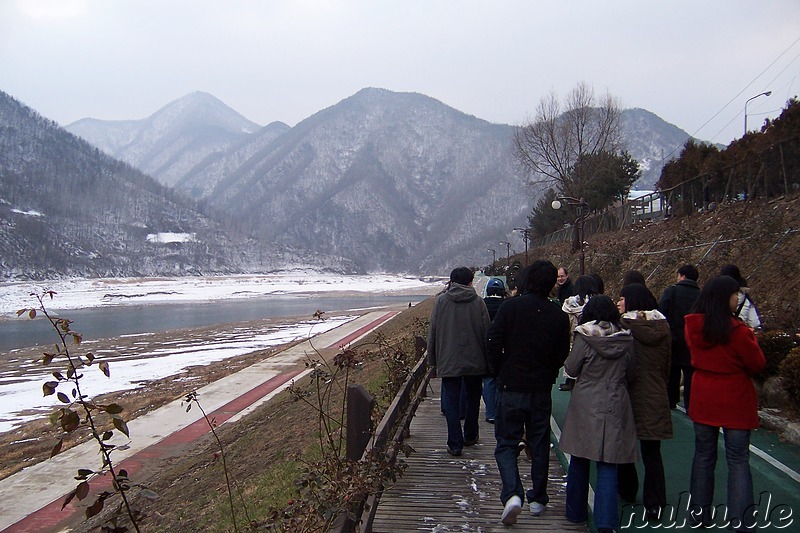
[0,273,443,433]
[0,272,443,316]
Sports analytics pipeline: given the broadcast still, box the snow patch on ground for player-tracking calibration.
[146,232,196,243]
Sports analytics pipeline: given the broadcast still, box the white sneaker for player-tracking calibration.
[530,501,546,516]
[501,495,522,525]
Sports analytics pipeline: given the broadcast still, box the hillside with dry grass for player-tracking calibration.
[531,195,800,333]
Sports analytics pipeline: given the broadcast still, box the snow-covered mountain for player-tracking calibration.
[620,108,694,189]
[188,88,533,272]
[66,92,267,187]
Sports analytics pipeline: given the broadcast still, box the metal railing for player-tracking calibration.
[532,189,669,248]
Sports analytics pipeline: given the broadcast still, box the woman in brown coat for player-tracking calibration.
[616,283,673,521]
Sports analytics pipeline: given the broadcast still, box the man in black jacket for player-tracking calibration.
[658,264,701,410]
[487,261,570,525]
[556,267,574,303]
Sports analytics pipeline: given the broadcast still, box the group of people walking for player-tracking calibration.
[427,260,766,532]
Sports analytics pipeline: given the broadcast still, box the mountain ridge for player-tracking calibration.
[43,88,701,273]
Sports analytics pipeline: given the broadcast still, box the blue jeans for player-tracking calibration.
[441,376,482,453]
[690,423,755,531]
[482,376,496,420]
[494,389,552,505]
[566,456,619,530]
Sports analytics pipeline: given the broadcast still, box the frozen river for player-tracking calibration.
[0,293,428,353]
[0,273,442,433]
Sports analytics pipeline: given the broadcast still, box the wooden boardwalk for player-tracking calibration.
[371,379,589,532]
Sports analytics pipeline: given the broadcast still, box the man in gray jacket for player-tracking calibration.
[427,267,489,457]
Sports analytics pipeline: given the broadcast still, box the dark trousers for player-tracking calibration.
[668,363,693,410]
[494,389,552,506]
[441,376,482,453]
[618,440,667,510]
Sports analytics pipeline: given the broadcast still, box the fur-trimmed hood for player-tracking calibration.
[574,321,632,360]
[621,310,670,347]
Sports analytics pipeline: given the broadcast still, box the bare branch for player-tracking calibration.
[514,82,623,200]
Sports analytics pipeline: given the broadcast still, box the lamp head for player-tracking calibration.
[551,199,562,210]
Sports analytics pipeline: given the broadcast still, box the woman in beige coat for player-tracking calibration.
[559,295,637,533]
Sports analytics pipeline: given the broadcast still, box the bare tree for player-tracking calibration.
[514,82,623,199]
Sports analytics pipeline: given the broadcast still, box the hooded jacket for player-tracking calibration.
[427,282,489,378]
[486,291,570,393]
[562,294,590,344]
[621,310,673,440]
[684,313,766,429]
[559,322,638,464]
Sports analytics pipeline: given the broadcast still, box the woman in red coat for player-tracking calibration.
[684,275,766,532]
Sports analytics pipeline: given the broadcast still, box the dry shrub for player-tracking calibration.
[779,348,800,408]
[756,330,797,378]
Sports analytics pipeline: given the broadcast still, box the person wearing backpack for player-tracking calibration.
[719,264,761,330]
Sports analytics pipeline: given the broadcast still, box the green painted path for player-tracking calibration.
[550,387,800,531]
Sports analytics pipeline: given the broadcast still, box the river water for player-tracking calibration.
[0,293,428,354]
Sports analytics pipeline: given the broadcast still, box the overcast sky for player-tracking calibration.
[2,0,799,147]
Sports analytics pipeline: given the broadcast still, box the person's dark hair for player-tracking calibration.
[719,264,747,288]
[579,295,621,327]
[449,266,474,286]
[589,273,605,294]
[573,275,598,305]
[691,275,740,345]
[619,283,658,312]
[677,264,699,282]
[520,260,558,297]
[622,270,646,287]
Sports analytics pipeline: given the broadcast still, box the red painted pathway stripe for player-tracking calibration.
[6,368,304,533]
[328,311,399,349]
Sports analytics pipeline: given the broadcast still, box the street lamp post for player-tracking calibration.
[744,91,771,135]
[514,227,530,265]
[487,248,496,264]
[499,241,511,269]
[551,196,589,276]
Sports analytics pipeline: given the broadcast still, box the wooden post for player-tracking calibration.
[346,384,376,461]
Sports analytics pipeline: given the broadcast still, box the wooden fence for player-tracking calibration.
[332,337,432,533]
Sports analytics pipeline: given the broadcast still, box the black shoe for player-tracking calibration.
[464,437,478,447]
[646,507,662,521]
[447,446,462,456]
[558,381,574,391]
